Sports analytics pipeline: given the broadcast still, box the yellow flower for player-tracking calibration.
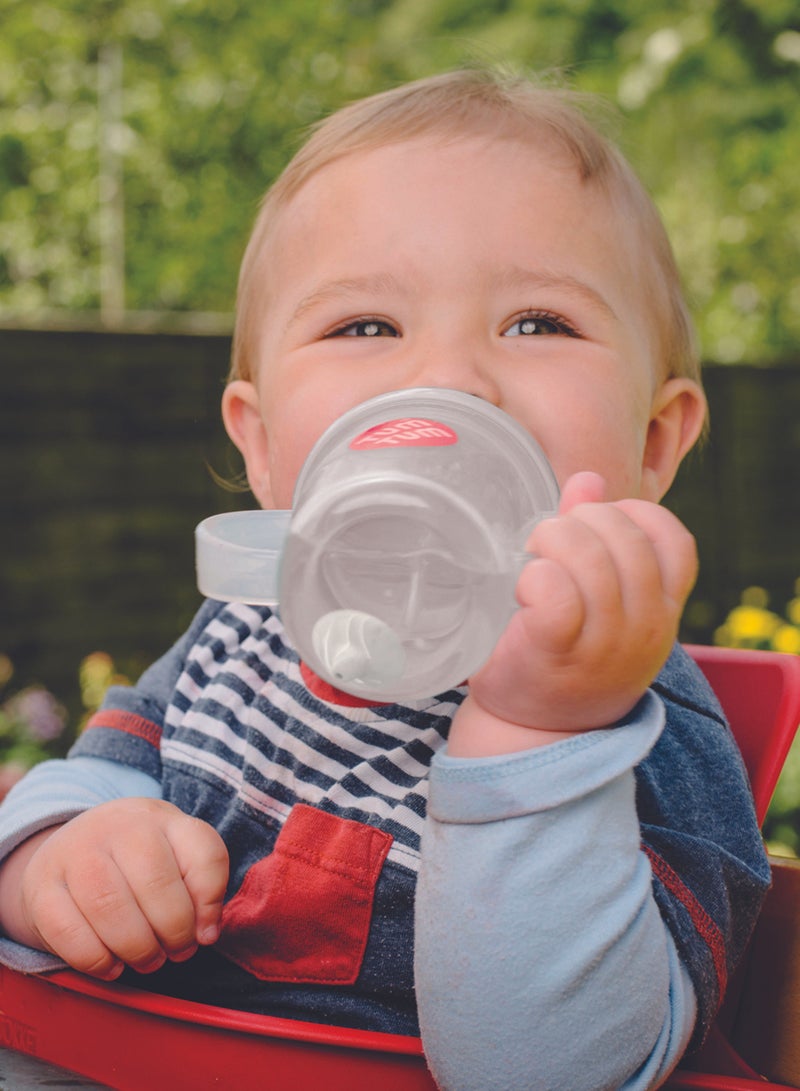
[725,604,781,643]
[773,625,800,655]
[79,652,129,715]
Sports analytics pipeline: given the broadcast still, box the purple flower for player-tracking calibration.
[7,687,66,742]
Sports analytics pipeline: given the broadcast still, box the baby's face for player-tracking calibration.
[235,134,677,510]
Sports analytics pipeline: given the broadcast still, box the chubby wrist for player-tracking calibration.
[0,826,58,947]
[447,695,583,758]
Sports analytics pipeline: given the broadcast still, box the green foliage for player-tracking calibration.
[765,746,800,859]
[1,0,799,362]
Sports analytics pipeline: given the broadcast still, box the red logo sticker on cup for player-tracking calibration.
[350,418,458,450]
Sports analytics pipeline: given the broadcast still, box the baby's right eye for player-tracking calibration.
[325,318,400,338]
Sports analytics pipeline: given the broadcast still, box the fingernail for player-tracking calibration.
[198,923,220,946]
[171,944,198,963]
[139,953,167,974]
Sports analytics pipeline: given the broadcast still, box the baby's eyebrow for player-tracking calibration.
[287,273,405,330]
[285,266,618,331]
[496,266,618,321]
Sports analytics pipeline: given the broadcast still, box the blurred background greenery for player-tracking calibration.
[1,0,799,844]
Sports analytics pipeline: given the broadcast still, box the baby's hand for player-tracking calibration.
[455,472,697,754]
[8,798,229,980]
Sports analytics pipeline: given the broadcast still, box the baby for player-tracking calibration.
[0,69,769,1090]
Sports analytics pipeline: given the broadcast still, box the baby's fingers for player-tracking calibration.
[22,852,140,980]
[613,498,698,607]
[164,812,229,948]
[557,471,607,513]
[25,888,125,981]
[102,807,229,961]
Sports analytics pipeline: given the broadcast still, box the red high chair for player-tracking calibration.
[1,645,800,1090]
[664,645,800,1091]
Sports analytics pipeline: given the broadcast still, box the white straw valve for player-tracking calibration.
[311,609,407,687]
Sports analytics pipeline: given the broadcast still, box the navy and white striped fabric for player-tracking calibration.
[158,603,462,873]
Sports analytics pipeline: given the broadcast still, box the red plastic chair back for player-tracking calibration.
[685,644,800,825]
[673,645,800,1091]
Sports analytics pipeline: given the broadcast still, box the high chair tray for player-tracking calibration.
[1,965,797,1091]
[0,966,431,1090]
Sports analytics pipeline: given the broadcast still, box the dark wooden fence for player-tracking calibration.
[1,327,798,727]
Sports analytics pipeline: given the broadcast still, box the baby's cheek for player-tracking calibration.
[265,433,316,509]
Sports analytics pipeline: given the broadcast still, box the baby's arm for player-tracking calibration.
[415,474,702,1088]
[0,797,228,980]
[415,709,696,1091]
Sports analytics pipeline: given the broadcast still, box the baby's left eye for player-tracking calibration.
[504,313,578,337]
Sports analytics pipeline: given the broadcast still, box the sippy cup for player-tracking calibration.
[196,388,560,702]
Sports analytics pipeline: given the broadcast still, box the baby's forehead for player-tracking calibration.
[262,135,655,328]
[273,127,607,228]
[265,131,649,289]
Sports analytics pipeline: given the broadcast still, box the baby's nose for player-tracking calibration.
[405,346,501,405]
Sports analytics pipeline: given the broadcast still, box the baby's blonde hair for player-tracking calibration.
[231,68,699,388]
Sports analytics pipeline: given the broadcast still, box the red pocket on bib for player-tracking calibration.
[218,804,393,984]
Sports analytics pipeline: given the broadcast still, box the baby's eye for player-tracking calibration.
[504,312,579,337]
[326,318,400,338]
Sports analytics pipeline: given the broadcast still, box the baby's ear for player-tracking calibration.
[641,378,708,501]
[221,381,275,509]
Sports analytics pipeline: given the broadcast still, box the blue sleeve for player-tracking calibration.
[414,693,697,1091]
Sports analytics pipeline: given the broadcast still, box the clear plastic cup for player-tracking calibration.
[196,388,559,701]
